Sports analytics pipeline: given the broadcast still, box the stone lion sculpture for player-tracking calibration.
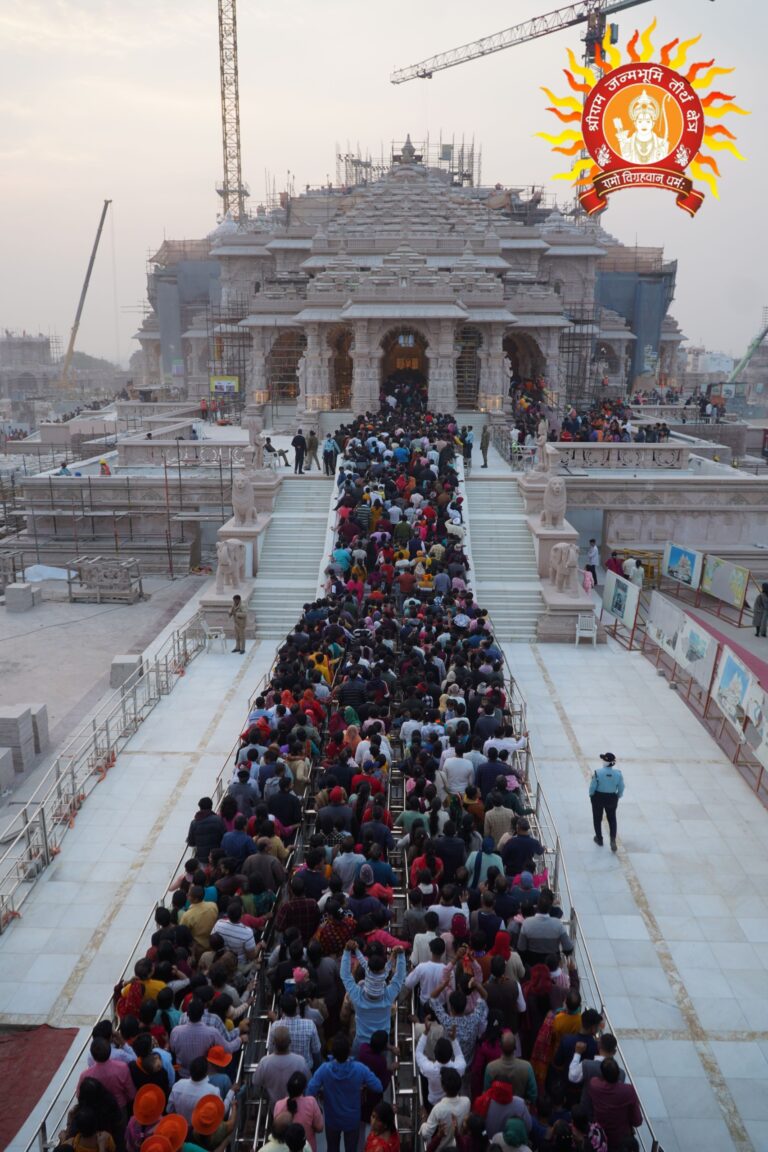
[540,476,567,528]
[215,538,246,593]
[232,473,256,526]
[549,541,580,594]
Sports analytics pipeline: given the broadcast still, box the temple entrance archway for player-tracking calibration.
[455,326,483,409]
[503,331,546,387]
[328,326,353,409]
[380,327,428,411]
[266,330,306,402]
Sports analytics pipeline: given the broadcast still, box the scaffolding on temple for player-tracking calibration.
[331,134,483,190]
[206,295,251,419]
[561,307,601,412]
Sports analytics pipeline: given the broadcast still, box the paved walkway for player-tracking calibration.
[0,635,271,1026]
[507,640,768,1152]
[0,574,206,813]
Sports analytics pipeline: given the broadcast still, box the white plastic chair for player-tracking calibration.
[202,618,227,653]
[575,612,597,647]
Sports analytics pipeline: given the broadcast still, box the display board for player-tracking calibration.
[646,592,719,691]
[662,541,704,590]
[700,554,750,610]
[675,614,720,691]
[712,645,754,734]
[602,570,641,630]
[646,591,686,659]
[209,375,240,395]
[745,680,768,772]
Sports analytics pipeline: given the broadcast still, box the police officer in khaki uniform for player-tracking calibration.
[229,594,247,654]
[480,423,491,468]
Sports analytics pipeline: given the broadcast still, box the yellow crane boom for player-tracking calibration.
[58,198,112,389]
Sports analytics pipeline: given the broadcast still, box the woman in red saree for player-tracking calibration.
[364,1102,400,1152]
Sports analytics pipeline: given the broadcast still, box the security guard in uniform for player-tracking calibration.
[229,594,248,654]
[589,751,625,852]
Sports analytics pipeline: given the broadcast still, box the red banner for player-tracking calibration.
[579,166,705,216]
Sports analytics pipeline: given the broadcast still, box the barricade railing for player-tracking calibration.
[512,684,661,1152]
[0,613,208,936]
[23,665,274,1152]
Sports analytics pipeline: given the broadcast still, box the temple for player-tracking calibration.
[136,136,682,416]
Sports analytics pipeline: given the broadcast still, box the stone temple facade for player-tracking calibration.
[137,137,683,416]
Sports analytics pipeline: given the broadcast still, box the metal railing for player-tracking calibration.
[487,656,659,1150]
[0,613,207,934]
[23,665,274,1152]
[23,436,662,1152]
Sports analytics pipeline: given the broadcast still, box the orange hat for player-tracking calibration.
[154,1115,188,1152]
[206,1044,232,1068]
[133,1083,166,1126]
[192,1093,226,1135]
[140,1137,173,1152]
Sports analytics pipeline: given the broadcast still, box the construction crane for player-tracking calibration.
[58,198,111,390]
[217,0,248,221]
[391,0,658,83]
[728,308,768,387]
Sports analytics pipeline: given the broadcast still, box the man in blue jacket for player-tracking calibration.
[340,940,406,1051]
[307,1032,383,1152]
[589,752,625,852]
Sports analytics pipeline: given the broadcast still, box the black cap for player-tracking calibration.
[600,753,617,763]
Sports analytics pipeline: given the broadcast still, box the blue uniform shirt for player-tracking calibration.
[589,763,625,797]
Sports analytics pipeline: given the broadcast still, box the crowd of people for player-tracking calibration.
[56,405,644,1152]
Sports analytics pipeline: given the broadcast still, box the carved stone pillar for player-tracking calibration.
[247,329,269,403]
[350,322,382,415]
[478,323,507,417]
[541,328,565,408]
[298,325,331,425]
[426,321,458,412]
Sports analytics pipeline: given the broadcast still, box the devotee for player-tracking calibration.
[69,400,646,1152]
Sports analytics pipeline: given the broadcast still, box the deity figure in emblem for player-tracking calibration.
[613,89,669,165]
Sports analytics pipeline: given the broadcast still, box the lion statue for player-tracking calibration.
[549,541,579,594]
[540,476,567,529]
[232,473,256,526]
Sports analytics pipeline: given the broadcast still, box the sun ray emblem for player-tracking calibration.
[538,20,748,215]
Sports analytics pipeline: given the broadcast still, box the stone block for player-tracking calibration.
[0,747,14,794]
[0,737,35,773]
[29,704,49,755]
[5,582,34,612]
[0,706,34,745]
[536,581,607,644]
[516,473,549,516]
[110,655,143,690]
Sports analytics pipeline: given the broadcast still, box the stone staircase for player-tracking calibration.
[464,476,544,642]
[248,475,332,638]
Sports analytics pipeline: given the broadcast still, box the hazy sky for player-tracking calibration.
[0,0,764,366]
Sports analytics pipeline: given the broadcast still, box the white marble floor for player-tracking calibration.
[0,637,273,1030]
[4,634,275,1151]
[505,639,768,1152]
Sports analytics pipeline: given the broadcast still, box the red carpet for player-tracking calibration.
[0,1025,79,1147]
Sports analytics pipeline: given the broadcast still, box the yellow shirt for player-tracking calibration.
[121,977,167,1005]
[180,900,220,951]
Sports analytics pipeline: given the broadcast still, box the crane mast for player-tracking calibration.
[390,0,653,83]
[728,309,768,386]
[58,199,111,390]
[218,0,247,221]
